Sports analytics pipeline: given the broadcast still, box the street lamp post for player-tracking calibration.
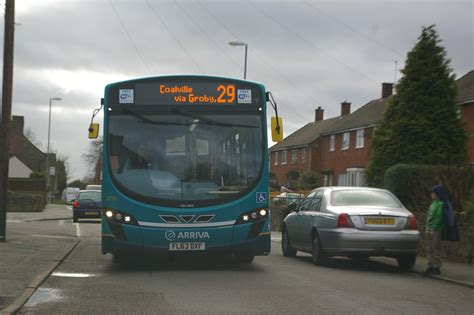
[46,97,61,202]
[228,41,248,79]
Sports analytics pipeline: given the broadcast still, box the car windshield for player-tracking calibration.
[79,191,101,202]
[331,190,402,208]
[108,111,263,204]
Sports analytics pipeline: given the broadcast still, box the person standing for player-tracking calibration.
[425,185,445,275]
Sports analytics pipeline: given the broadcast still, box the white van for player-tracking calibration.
[62,187,80,205]
[85,184,102,191]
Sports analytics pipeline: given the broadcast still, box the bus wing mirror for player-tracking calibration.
[271,117,283,142]
[88,123,99,139]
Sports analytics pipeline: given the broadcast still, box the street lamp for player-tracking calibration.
[46,97,61,202]
[228,41,248,79]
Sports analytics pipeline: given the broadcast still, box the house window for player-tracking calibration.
[329,135,335,151]
[338,173,348,186]
[281,150,287,164]
[356,129,365,148]
[345,168,366,187]
[291,149,297,164]
[302,148,307,163]
[274,151,278,165]
[341,132,350,150]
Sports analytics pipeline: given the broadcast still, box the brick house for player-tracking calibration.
[269,107,340,186]
[270,71,473,188]
[320,83,393,186]
[457,70,474,165]
[8,115,56,186]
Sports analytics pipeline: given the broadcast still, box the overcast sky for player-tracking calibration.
[3,0,473,180]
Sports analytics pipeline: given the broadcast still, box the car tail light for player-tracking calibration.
[72,201,79,208]
[337,213,354,228]
[405,214,418,230]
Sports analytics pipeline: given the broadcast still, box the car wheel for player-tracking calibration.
[311,233,327,266]
[396,254,416,270]
[281,228,297,257]
[236,254,254,264]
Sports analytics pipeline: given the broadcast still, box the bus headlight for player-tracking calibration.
[235,209,269,225]
[103,209,138,225]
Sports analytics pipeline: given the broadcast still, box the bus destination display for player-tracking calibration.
[123,81,256,106]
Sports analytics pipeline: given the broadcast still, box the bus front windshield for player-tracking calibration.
[108,109,263,205]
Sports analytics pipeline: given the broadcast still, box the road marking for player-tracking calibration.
[52,272,97,278]
[75,223,81,238]
[271,237,282,243]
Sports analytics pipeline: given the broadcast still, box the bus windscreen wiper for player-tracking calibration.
[171,109,258,128]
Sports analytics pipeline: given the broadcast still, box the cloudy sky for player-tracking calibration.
[4,0,473,180]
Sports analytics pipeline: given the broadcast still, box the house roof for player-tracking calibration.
[269,117,339,151]
[456,70,474,105]
[8,116,56,173]
[321,96,391,135]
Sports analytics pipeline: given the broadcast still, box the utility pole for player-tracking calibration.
[0,0,16,242]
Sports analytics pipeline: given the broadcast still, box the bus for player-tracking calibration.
[88,75,283,264]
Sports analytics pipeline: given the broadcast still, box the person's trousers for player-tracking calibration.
[427,230,442,269]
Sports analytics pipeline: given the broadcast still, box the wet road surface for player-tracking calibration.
[18,219,473,314]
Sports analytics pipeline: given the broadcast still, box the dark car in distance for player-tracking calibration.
[73,190,102,222]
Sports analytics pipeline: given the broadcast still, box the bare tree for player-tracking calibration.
[82,137,103,185]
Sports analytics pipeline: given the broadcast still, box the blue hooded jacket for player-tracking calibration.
[432,185,460,242]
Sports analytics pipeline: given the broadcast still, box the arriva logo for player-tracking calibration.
[165,230,210,241]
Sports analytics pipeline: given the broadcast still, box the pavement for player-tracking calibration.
[271,231,474,289]
[0,206,473,314]
[0,205,79,314]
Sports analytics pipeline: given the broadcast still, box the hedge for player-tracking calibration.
[383,164,474,215]
[7,191,45,212]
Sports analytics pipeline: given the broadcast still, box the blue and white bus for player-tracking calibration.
[89,75,282,263]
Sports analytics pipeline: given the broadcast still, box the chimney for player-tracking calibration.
[381,82,393,98]
[11,115,24,135]
[315,106,324,122]
[341,101,351,116]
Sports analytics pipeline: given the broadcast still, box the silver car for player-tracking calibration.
[281,187,420,269]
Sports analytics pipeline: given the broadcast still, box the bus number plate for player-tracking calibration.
[169,242,206,251]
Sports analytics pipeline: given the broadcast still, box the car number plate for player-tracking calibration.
[169,242,206,251]
[85,211,98,215]
[365,218,395,225]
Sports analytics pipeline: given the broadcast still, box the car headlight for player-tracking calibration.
[235,208,269,225]
[103,209,138,225]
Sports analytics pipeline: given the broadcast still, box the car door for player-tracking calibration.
[291,191,317,247]
[299,189,325,249]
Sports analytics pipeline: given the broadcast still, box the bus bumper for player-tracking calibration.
[102,219,271,257]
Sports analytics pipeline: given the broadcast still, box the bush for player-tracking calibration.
[7,191,44,212]
[29,171,46,179]
[299,171,320,190]
[383,164,474,214]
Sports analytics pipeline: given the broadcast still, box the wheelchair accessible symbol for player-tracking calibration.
[256,192,267,203]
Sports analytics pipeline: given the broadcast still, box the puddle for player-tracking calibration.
[52,272,97,278]
[25,288,63,307]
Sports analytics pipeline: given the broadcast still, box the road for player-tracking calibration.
[17,215,473,314]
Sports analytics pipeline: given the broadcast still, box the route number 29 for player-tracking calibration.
[217,85,236,103]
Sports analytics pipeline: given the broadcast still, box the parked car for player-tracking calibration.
[281,187,420,270]
[72,190,102,222]
[85,184,102,191]
[62,187,80,205]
